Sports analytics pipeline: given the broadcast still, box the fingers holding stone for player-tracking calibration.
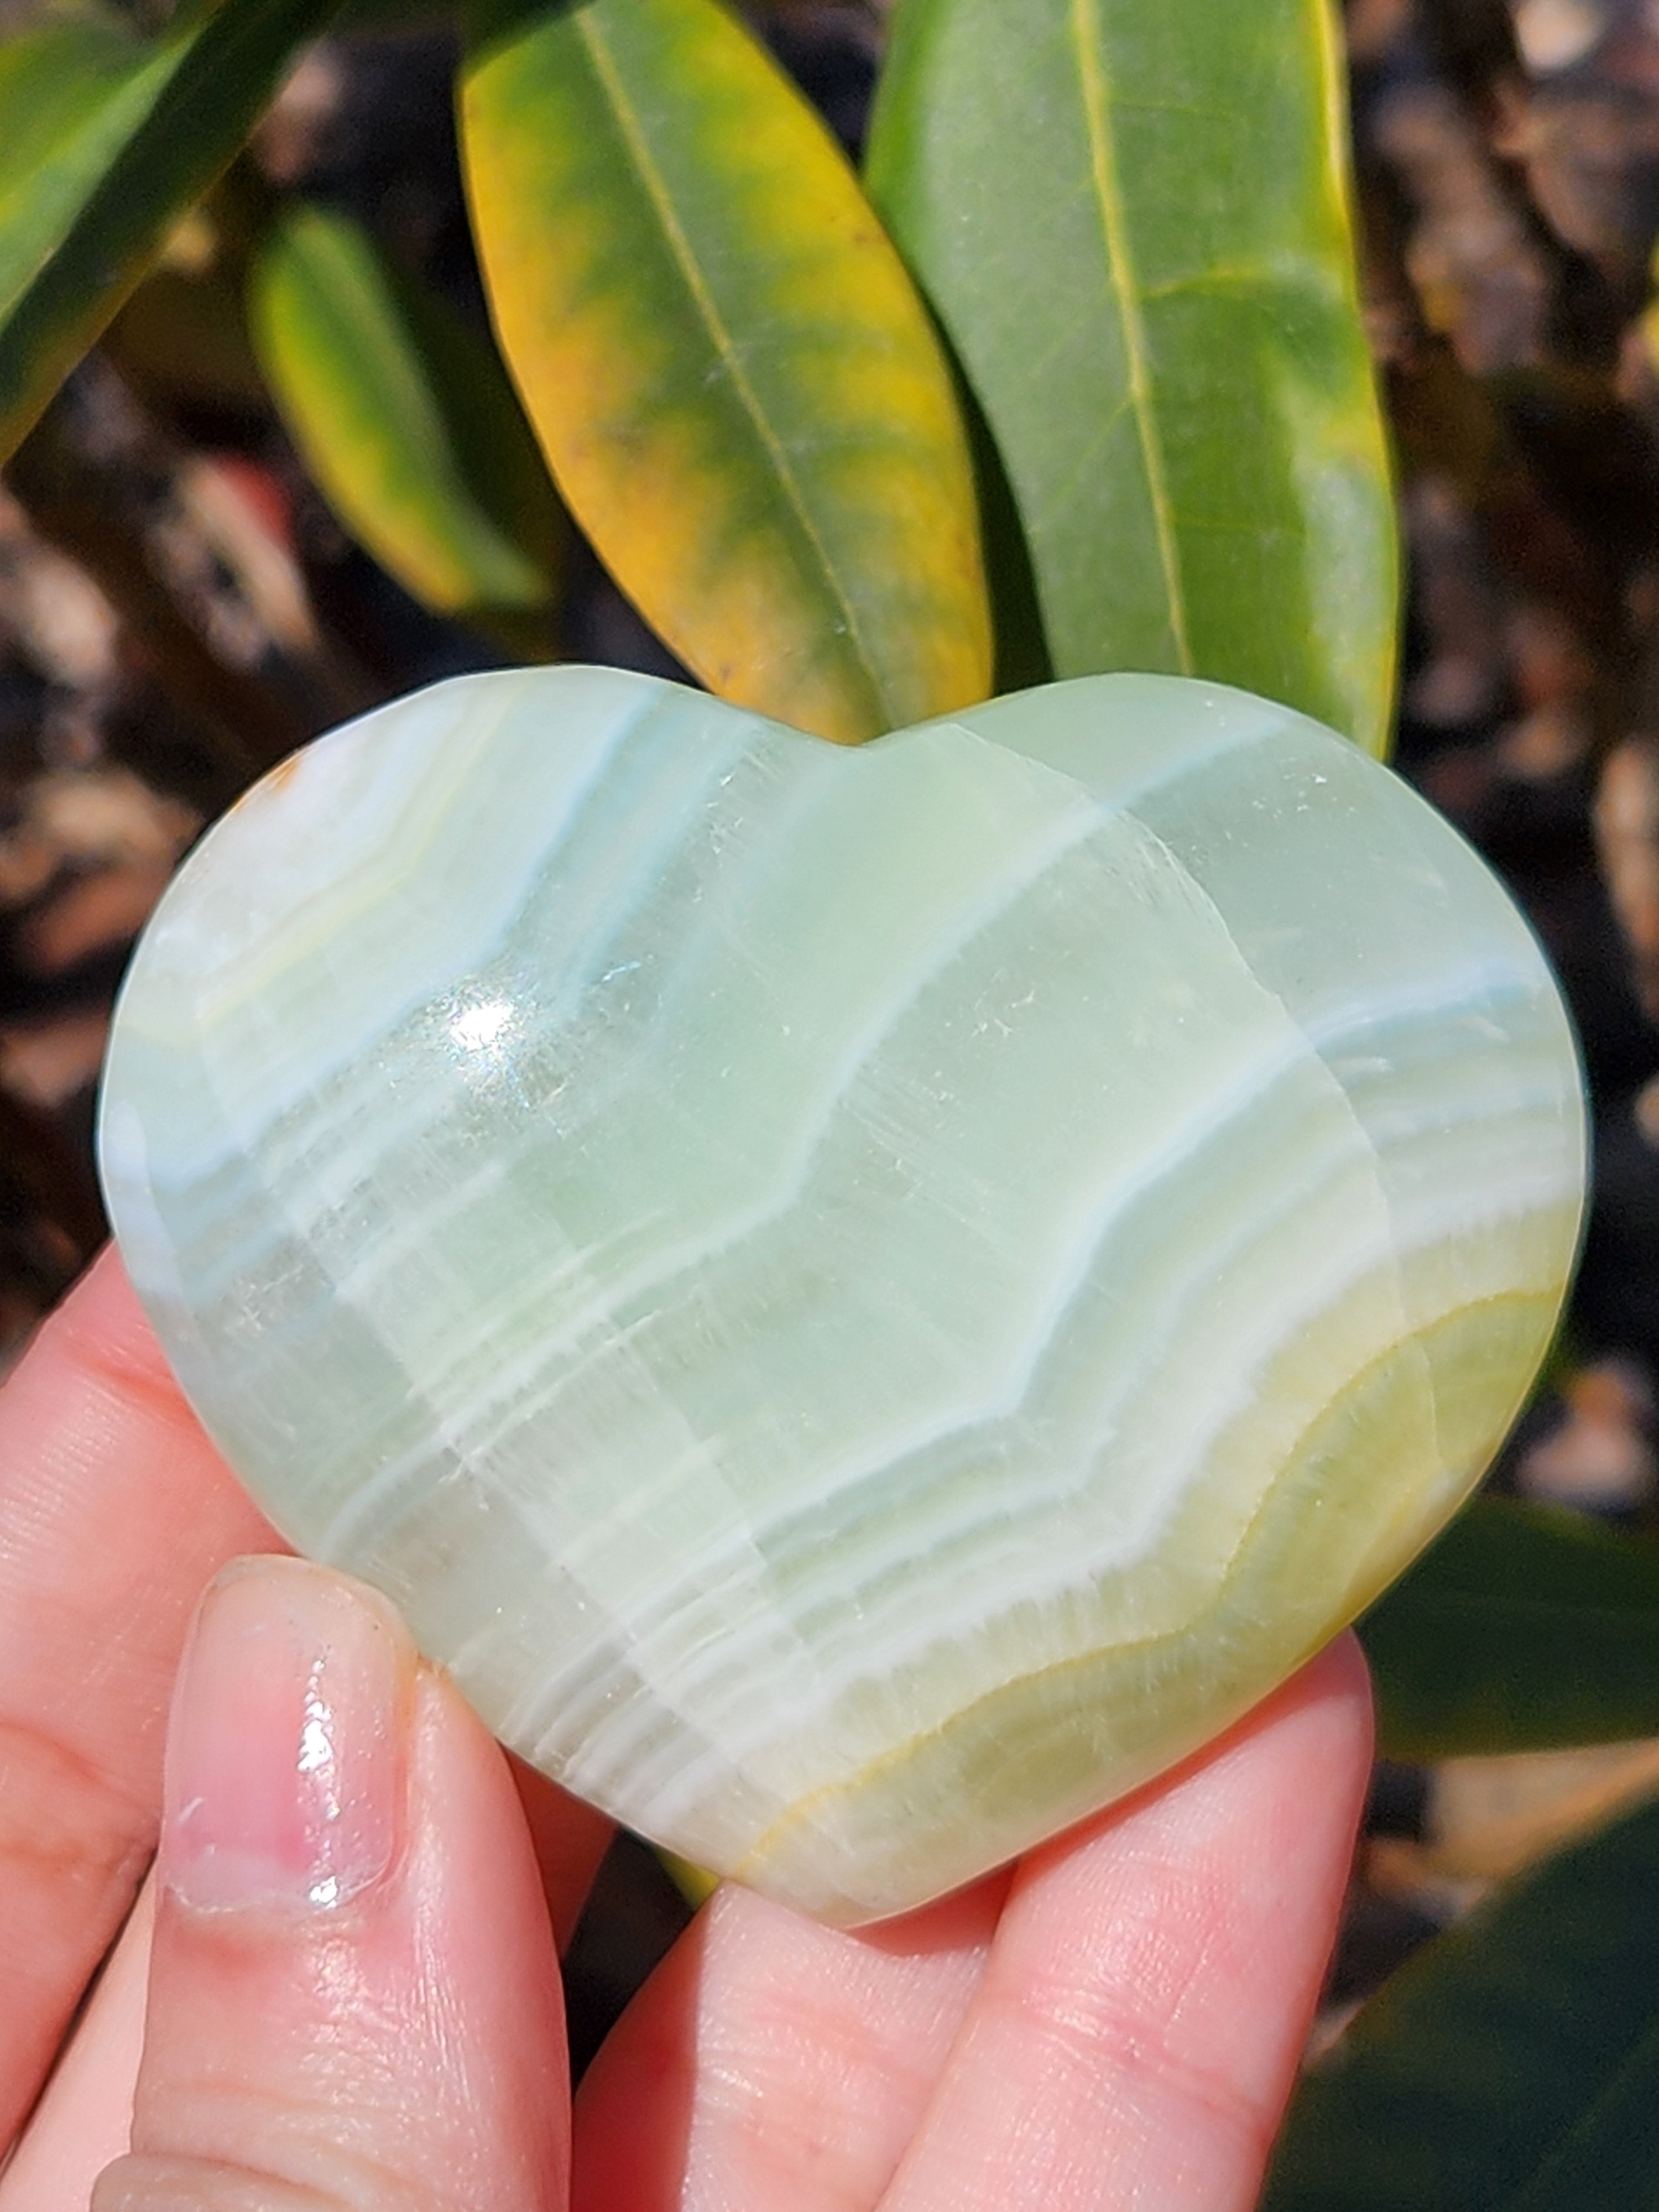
[571,1641,1368,2212]
[94,1557,570,2212]
[0,1253,278,2150]
[875,1636,1374,2212]
[571,1875,1005,2212]
[0,1877,154,2212]
[508,1758,613,1954]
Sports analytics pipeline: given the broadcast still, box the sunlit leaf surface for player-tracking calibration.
[0,0,343,463]
[461,0,992,742]
[867,0,1398,754]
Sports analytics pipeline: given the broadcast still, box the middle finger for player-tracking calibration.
[571,1874,1004,2212]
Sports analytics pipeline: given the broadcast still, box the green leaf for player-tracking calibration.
[1262,1788,1659,2210]
[460,0,992,743]
[249,202,562,639]
[865,0,1399,755]
[0,0,344,465]
[1359,1498,1659,1761]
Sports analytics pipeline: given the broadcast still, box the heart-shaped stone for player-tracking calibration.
[99,667,1584,1924]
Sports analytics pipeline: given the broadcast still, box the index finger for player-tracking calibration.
[0,1250,275,2150]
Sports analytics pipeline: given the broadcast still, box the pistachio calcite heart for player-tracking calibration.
[98,667,1584,1924]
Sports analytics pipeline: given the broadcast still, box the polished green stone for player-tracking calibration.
[98,669,1585,1923]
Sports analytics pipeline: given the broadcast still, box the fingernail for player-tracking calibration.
[162,1557,411,1914]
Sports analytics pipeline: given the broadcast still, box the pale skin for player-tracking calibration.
[0,1249,1372,2212]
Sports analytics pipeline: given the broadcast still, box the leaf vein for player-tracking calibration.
[1067,0,1190,669]
[576,14,886,721]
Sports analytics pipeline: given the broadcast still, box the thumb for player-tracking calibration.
[94,1557,569,2212]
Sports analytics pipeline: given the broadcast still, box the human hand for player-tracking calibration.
[0,1250,1371,2212]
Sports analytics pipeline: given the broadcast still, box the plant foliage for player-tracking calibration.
[9,0,1646,2197]
[1264,1789,1659,2210]
[0,0,345,461]
[866,0,1397,754]
[249,201,564,648]
[0,0,1397,753]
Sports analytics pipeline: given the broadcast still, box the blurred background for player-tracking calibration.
[4,0,1659,2062]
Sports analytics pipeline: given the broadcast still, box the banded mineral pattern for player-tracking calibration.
[98,668,1585,1923]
